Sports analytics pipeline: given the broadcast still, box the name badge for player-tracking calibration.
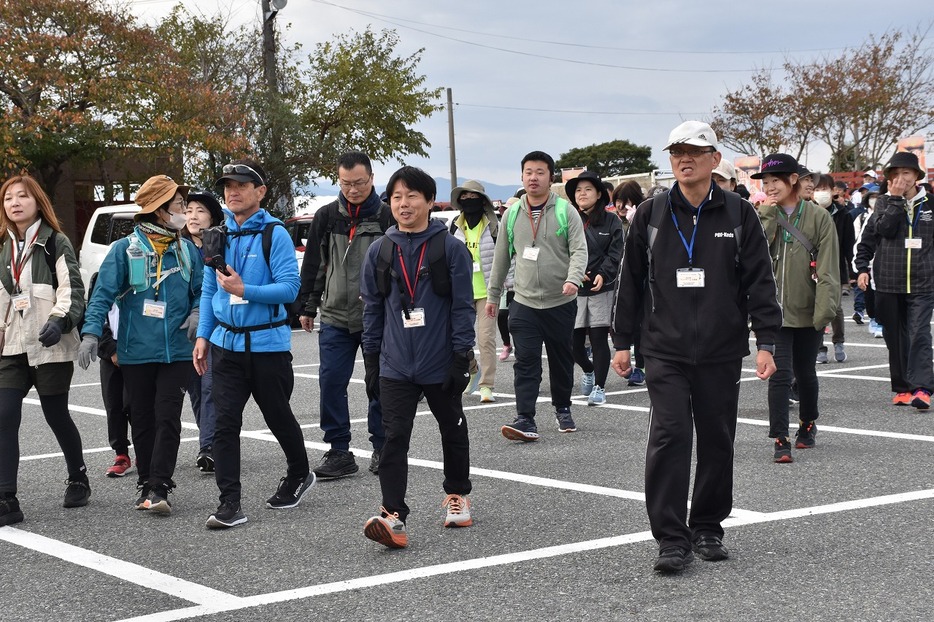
[522,246,540,261]
[676,268,705,288]
[229,294,248,305]
[12,293,31,312]
[905,238,922,249]
[472,261,481,273]
[142,299,167,319]
[402,308,426,328]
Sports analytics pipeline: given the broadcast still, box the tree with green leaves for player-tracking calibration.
[555,139,656,178]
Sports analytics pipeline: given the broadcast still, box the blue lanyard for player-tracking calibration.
[668,185,711,267]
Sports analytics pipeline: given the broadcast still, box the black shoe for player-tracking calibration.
[206,500,248,529]
[501,415,540,442]
[774,437,793,463]
[63,478,90,508]
[654,546,694,573]
[266,473,316,509]
[555,407,577,433]
[692,535,729,561]
[135,481,151,510]
[0,495,24,526]
[795,421,817,449]
[369,448,381,475]
[313,449,359,480]
[197,448,214,473]
[146,482,174,515]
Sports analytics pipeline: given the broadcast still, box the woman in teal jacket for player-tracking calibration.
[79,175,203,515]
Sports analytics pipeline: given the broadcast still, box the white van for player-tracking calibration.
[79,204,140,295]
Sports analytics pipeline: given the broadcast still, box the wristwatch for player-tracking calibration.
[757,344,776,355]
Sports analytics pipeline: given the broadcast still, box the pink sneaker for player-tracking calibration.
[498,345,512,361]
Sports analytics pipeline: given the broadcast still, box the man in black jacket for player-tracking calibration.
[611,120,781,573]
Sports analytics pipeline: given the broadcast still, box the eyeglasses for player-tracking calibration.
[669,147,715,159]
[338,176,372,191]
[165,198,187,214]
[222,164,265,185]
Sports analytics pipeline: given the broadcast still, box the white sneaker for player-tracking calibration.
[442,494,472,527]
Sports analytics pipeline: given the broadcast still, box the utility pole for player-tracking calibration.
[447,87,457,190]
[261,0,292,215]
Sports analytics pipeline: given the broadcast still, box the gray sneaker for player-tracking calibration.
[834,343,847,362]
[816,349,829,364]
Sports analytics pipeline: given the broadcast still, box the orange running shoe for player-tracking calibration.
[442,494,473,528]
[911,389,931,410]
[893,392,912,406]
[364,507,408,548]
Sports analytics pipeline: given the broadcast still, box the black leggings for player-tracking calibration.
[0,389,86,495]
[572,326,611,388]
[498,291,515,346]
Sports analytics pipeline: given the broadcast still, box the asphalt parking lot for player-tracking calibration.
[2,294,933,621]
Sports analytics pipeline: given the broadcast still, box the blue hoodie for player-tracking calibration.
[197,209,299,352]
[361,219,475,384]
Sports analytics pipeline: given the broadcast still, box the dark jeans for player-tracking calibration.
[875,291,934,393]
[853,284,866,314]
[121,362,190,488]
[643,356,742,550]
[573,326,611,387]
[211,346,309,504]
[768,327,823,438]
[100,357,131,456]
[318,322,384,451]
[188,347,216,452]
[509,299,576,417]
[0,389,86,495]
[378,378,471,523]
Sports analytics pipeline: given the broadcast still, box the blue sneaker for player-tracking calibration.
[580,371,595,396]
[628,367,645,386]
[869,319,884,338]
[464,362,481,395]
[588,386,606,406]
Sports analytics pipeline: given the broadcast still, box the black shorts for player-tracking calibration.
[0,354,74,395]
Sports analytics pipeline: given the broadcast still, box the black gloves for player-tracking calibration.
[38,317,65,347]
[363,352,381,400]
[442,352,472,394]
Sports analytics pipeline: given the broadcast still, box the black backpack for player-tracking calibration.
[375,230,451,301]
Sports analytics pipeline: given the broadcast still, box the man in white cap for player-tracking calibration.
[611,121,781,573]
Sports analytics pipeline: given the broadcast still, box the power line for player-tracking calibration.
[457,103,706,116]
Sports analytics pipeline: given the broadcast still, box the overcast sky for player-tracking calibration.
[129,0,931,188]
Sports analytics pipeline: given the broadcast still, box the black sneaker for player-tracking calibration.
[63,478,90,508]
[146,483,174,515]
[654,546,694,573]
[795,421,817,449]
[266,473,316,509]
[501,415,540,442]
[313,449,359,480]
[197,448,214,473]
[135,481,151,510]
[369,448,381,475]
[206,500,248,529]
[0,495,24,526]
[555,407,577,433]
[773,437,793,463]
[692,535,729,561]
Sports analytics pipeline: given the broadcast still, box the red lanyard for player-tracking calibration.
[397,243,427,302]
[347,203,361,243]
[10,228,41,287]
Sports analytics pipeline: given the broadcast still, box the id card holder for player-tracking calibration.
[676,268,705,288]
[472,261,481,273]
[142,299,167,319]
[229,294,248,305]
[905,238,922,249]
[11,293,31,312]
[402,308,426,328]
[522,246,540,261]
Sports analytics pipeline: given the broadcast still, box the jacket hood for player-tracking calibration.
[224,208,278,231]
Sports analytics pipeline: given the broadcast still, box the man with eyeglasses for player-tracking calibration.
[298,151,393,479]
[195,158,312,529]
[611,121,781,573]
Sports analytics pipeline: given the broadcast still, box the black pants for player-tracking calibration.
[875,291,934,393]
[378,378,471,523]
[509,300,576,417]
[643,356,742,551]
[768,327,823,438]
[0,389,86,495]
[121,362,190,488]
[497,290,515,346]
[100,357,131,455]
[572,326,611,387]
[211,346,309,505]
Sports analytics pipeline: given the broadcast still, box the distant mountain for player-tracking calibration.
[303,177,521,203]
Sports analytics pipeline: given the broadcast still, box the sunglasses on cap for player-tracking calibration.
[222,164,265,185]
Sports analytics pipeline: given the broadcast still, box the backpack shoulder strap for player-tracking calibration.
[506,201,523,256]
[44,230,59,289]
[725,191,744,267]
[261,221,286,269]
[375,235,395,298]
[646,193,667,281]
[554,197,570,238]
[427,229,450,297]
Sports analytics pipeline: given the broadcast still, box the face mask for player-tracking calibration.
[813,190,833,208]
[626,205,637,222]
[460,197,484,213]
[868,198,878,210]
[167,212,188,231]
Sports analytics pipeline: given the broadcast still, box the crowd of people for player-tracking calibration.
[0,121,930,574]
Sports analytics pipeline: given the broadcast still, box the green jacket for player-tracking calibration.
[758,200,840,330]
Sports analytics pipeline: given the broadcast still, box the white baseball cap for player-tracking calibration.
[863,170,878,179]
[712,159,736,181]
[664,120,718,151]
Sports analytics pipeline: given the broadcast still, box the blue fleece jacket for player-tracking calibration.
[197,209,299,352]
[361,219,476,384]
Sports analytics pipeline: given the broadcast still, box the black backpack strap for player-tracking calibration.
[646,193,667,283]
[261,221,286,269]
[44,231,59,289]
[426,229,450,297]
[724,191,743,269]
[375,235,396,299]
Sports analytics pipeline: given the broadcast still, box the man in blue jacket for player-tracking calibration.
[194,159,312,529]
[360,166,476,549]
